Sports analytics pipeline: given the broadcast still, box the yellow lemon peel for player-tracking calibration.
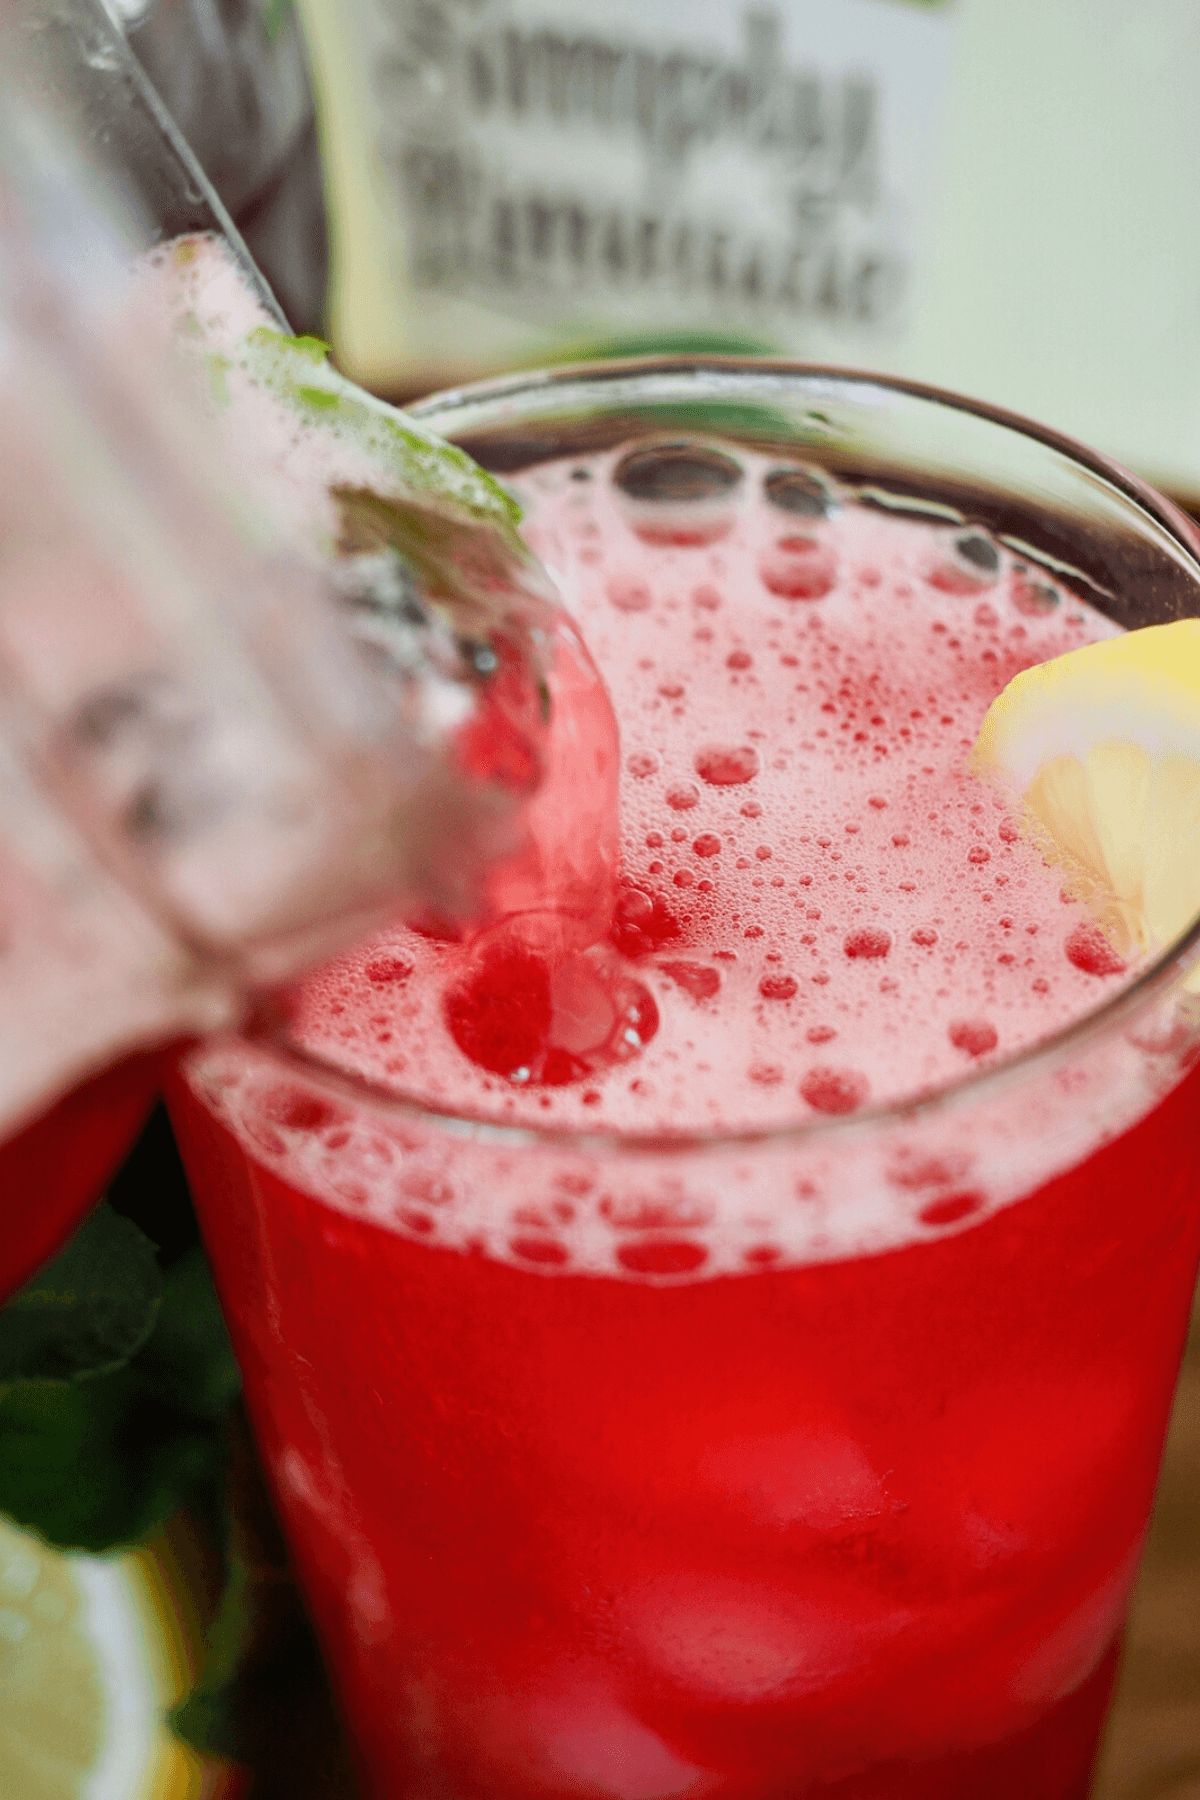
[0,1512,214,1800]
[971,618,1200,970]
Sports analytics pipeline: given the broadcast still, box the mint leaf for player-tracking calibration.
[288,334,332,365]
[0,1220,239,1552]
[0,1370,202,1550]
[333,482,540,636]
[0,1204,162,1385]
[295,383,340,413]
[240,326,525,535]
[136,1248,242,1424]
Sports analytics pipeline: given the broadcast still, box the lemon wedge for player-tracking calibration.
[0,1512,219,1800]
[972,618,1200,967]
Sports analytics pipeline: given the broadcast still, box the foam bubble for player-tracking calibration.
[186,449,1188,1281]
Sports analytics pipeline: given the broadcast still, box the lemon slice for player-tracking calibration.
[0,1512,217,1800]
[972,618,1200,967]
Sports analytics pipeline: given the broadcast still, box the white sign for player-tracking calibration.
[299,0,956,385]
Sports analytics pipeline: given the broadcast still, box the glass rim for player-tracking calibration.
[245,357,1200,1159]
[407,351,1200,541]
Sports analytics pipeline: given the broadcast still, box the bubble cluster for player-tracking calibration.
[695,746,760,786]
[208,442,1158,1280]
[801,1068,870,1115]
[443,922,659,1088]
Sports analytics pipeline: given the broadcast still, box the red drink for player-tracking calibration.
[167,368,1200,1799]
[0,1052,162,1299]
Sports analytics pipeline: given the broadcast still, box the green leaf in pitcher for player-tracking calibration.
[239,326,525,538]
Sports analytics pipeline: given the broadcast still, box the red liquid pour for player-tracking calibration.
[454,653,544,794]
[610,884,680,959]
[445,929,659,1087]
[444,945,560,1080]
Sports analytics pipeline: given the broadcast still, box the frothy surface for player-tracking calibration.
[188,446,1196,1278]
[282,449,1130,1133]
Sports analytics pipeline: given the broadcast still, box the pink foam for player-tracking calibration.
[286,450,1129,1136]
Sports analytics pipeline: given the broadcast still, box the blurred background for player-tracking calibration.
[4,2,1200,1795]
[109,0,1200,500]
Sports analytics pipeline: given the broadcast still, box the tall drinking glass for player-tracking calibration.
[167,363,1200,1800]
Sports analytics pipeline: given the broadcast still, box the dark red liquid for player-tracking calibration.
[168,1053,1200,1800]
[168,455,1200,1797]
[0,1052,162,1298]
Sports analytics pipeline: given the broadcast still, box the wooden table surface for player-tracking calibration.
[1094,1292,1200,1800]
